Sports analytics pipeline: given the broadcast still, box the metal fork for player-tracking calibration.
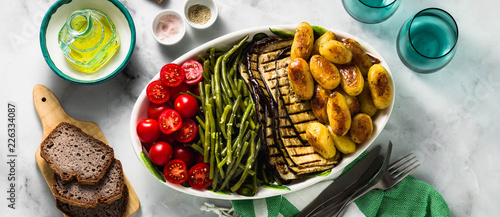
[333,152,421,216]
[312,150,420,217]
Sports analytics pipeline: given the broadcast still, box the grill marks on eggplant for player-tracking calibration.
[246,37,338,180]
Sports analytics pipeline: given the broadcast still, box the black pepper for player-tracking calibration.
[188,4,211,25]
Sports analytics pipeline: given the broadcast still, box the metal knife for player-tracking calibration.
[296,145,382,217]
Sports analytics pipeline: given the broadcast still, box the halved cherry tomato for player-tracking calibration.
[174,95,199,118]
[173,119,198,143]
[170,83,189,101]
[146,80,170,104]
[173,145,195,167]
[147,102,172,120]
[164,159,188,184]
[158,109,183,134]
[136,118,161,144]
[188,163,212,189]
[148,141,173,166]
[160,63,184,87]
[181,60,203,85]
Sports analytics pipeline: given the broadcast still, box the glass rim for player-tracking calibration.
[358,0,397,8]
[408,7,459,59]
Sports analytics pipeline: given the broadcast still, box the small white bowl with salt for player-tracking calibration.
[152,9,186,45]
[184,0,218,29]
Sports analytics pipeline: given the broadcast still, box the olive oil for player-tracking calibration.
[58,9,120,73]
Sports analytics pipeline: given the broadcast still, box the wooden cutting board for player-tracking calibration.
[33,84,140,217]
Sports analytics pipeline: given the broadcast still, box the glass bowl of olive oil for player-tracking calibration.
[40,0,136,84]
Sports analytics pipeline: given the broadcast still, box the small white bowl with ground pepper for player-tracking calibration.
[152,9,186,45]
[184,0,218,29]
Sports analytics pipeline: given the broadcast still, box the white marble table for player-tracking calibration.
[1,0,500,216]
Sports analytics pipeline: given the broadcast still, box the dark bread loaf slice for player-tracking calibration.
[40,122,114,185]
[55,184,128,217]
[52,159,126,209]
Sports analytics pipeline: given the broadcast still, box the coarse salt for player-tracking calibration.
[156,14,183,43]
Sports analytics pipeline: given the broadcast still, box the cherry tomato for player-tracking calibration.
[147,103,172,120]
[170,83,189,101]
[188,163,212,189]
[173,145,195,167]
[136,118,161,144]
[148,141,173,166]
[181,60,203,85]
[159,133,178,146]
[190,85,200,96]
[173,119,198,143]
[160,63,184,87]
[146,80,170,104]
[174,95,199,118]
[158,109,183,134]
[194,153,205,165]
[164,159,188,184]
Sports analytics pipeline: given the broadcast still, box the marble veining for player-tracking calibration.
[1,0,500,216]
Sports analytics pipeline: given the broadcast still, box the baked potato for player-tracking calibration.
[319,40,353,65]
[344,38,373,76]
[357,83,378,116]
[327,91,351,136]
[350,113,373,143]
[367,64,393,109]
[306,122,336,159]
[291,22,314,60]
[338,89,361,117]
[309,55,341,90]
[329,128,356,154]
[338,64,364,96]
[312,31,336,56]
[288,58,315,100]
[311,85,332,124]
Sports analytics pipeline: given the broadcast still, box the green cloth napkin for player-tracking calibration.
[231,155,450,217]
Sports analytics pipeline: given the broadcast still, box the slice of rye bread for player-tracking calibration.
[55,184,128,217]
[52,159,126,209]
[40,122,114,185]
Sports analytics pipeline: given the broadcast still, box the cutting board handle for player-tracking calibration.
[33,84,74,137]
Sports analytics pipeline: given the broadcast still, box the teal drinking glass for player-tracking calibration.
[342,0,401,23]
[397,8,459,73]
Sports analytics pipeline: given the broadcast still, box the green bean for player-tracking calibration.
[210,132,216,179]
[198,123,205,145]
[191,143,204,155]
[179,91,201,100]
[221,140,249,190]
[218,156,228,168]
[202,60,211,83]
[209,47,216,68]
[215,133,225,178]
[212,166,219,190]
[238,163,256,176]
[312,25,328,38]
[204,103,212,163]
[252,160,258,195]
[198,81,206,113]
[225,95,242,164]
[213,56,224,115]
[230,132,256,192]
[269,27,294,38]
[196,116,205,130]
[219,105,232,139]
[140,151,166,182]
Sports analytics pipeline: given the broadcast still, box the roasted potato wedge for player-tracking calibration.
[288,58,315,100]
[367,64,393,109]
[291,22,314,60]
[319,40,353,65]
[327,91,351,136]
[350,113,373,143]
[309,55,341,90]
[357,83,378,116]
[329,127,356,154]
[338,64,364,96]
[344,38,373,76]
[312,31,336,56]
[311,85,332,124]
[338,89,361,117]
[306,122,337,159]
